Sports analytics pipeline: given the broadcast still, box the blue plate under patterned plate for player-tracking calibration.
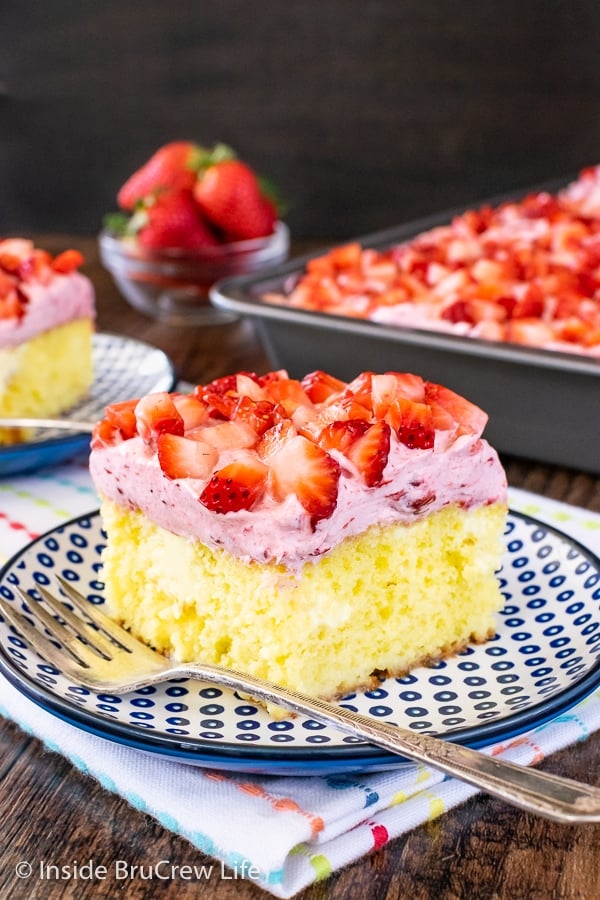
[0,510,599,775]
[0,332,176,477]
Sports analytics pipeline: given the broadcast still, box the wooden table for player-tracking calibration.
[1,236,599,900]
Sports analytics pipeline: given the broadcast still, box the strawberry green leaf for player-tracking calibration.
[193,142,238,172]
[259,176,287,216]
[102,212,132,236]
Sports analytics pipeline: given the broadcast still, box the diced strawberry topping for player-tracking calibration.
[257,420,297,460]
[334,396,373,421]
[200,389,237,420]
[263,164,600,356]
[93,367,492,523]
[318,418,370,454]
[301,370,346,403]
[231,396,277,435]
[371,372,425,417]
[235,372,267,400]
[172,393,210,430]
[18,249,54,282]
[199,458,268,513]
[511,284,545,319]
[0,239,34,272]
[424,382,488,437]
[256,369,288,387]
[428,402,458,433]
[261,377,312,415]
[0,290,23,320]
[157,433,218,480]
[200,420,258,451]
[268,435,340,524]
[0,270,17,298]
[346,420,391,486]
[320,418,391,485]
[386,398,435,450]
[339,372,375,411]
[52,249,85,273]
[0,239,87,321]
[197,373,240,398]
[440,299,476,324]
[196,372,261,419]
[135,392,184,443]
[505,318,555,348]
[104,399,139,441]
[91,418,120,450]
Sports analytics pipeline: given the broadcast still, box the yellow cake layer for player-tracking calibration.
[99,498,507,703]
[0,319,94,444]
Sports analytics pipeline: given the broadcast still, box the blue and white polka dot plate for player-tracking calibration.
[0,332,176,476]
[0,510,599,776]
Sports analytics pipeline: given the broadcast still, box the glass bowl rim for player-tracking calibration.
[98,221,289,264]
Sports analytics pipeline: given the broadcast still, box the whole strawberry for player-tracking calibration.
[118,142,201,211]
[134,189,218,251]
[194,156,276,241]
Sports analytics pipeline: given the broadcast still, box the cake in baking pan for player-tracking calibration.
[264,165,600,357]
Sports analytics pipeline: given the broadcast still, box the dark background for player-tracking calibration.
[1,1,599,240]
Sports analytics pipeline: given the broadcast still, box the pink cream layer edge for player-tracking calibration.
[89,429,508,572]
[0,271,96,349]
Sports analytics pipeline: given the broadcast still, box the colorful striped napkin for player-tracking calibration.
[0,457,599,897]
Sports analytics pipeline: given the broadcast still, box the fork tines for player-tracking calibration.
[0,577,136,671]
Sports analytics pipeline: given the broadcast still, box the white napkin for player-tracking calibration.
[1,460,599,898]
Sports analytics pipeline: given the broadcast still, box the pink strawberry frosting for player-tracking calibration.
[0,273,95,349]
[89,426,507,573]
[0,240,95,349]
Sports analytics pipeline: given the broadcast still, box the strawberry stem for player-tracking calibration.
[102,212,132,236]
[193,142,237,172]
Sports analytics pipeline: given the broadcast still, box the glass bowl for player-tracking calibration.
[98,222,289,326]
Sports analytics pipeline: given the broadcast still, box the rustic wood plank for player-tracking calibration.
[2,3,600,238]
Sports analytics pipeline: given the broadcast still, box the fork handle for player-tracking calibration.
[0,417,94,432]
[166,662,600,823]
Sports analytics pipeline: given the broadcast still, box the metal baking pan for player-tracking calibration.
[210,198,600,475]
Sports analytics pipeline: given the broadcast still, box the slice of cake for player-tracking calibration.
[89,368,508,709]
[0,239,96,444]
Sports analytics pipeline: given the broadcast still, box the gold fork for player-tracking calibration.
[2,578,600,824]
[0,417,94,432]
